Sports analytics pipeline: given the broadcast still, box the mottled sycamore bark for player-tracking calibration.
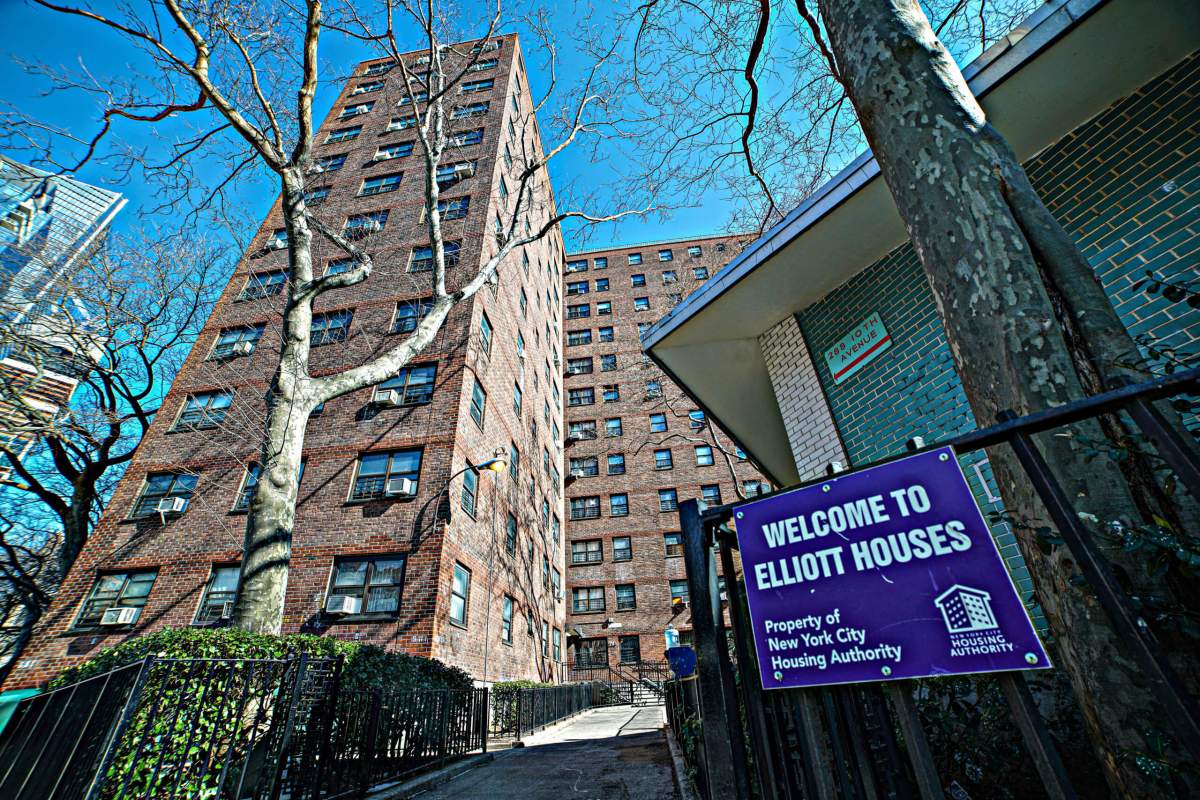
[814,1,1197,795]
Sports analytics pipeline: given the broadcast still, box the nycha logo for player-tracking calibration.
[934,584,1015,658]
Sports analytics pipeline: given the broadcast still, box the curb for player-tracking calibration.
[366,751,502,799]
[662,726,699,800]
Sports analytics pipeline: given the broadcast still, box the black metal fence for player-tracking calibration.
[0,653,489,800]
[672,368,1200,800]
[490,682,598,739]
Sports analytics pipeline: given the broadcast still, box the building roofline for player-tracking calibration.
[565,231,753,259]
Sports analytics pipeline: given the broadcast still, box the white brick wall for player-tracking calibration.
[758,316,846,480]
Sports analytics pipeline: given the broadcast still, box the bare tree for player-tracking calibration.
[17,0,648,634]
[622,0,1199,794]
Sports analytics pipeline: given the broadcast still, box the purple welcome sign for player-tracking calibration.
[734,446,1050,690]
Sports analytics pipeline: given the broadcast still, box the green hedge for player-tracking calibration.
[51,626,473,693]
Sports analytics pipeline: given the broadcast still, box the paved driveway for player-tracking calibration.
[416,706,679,800]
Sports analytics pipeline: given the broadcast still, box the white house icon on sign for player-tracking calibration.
[934,585,998,634]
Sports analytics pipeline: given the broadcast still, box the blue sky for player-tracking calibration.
[0,0,737,250]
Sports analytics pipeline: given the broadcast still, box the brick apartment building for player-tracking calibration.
[5,35,571,689]
[560,237,769,668]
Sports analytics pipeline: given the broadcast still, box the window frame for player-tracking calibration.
[449,562,471,627]
[325,554,408,619]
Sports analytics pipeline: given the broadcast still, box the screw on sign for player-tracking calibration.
[734,446,1050,690]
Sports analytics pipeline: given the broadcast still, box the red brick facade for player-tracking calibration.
[560,237,768,668]
[5,35,568,689]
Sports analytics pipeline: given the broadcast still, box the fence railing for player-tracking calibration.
[490,682,598,739]
[0,653,489,800]
[671,368,1200,800]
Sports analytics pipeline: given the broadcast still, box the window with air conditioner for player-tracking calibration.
[351,449,422,501]
[374,363,437,406]
[239,270,287,301]
[194,566,240,625]
[132,473,198,518]
[326,555,406,616]
[75,571,157,629]
[211,324,264,359]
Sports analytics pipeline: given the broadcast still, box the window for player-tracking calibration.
[453,101,490,118]
[572,539,602,565]
[654,449,673,470]
[633,297,650,312]
[567,329,592,346]
[376,363,437,406]
[478,312,493,355]
[506,513,518,553]
[689,410,707,429]
[467,58,498,72]
[360,173,403,196]
[542,620,550,657]
[670,579,689,605]
[351,449,422,501]
[310,310,353,346]
[570,496,601,520]
[658,249,674,262]
[649,413,668,433]
[397,90,429,106]
[568,420,596,441]
[598,326,614,343]
[616,584,636,611]
[344,210,388,239]
[194,565,239,624]
[211,324,264,359]
[409,241,461,272]
[716,242,727,252]
[519,289,528,317]
[339,101,374,118]
[596,301,611,316]
[602,384,620,403]
[595,278,609,292]
[392,298,434,333]
[553,628,562,661]
[327,555,406,616]
[570,456,599,478]
[133,472,198,518]
[449,563,471,626]
[638,322,651,337]
[619,635,641,663]
[387,116,418,131]
[695,445,714,466]
[233,464,261,512]
[701,484,723,505]
[501,596,514,643]
[693,266,709,279]
[568,387,594,407]
[576,638,608,668]
[449,129,484,147]
[469,379,487,428]
[601,535,627,564]
[75,571,157,629]
[461,78,494,93]
[303,186,331,205]
[600,354,617,372]
[566,304,590,320]
[436,196,471,220]
[239,270,286,301]
[661,270,677,284]
[566,280,589,296]
[552,568,561,600]
[607,454,626,475]
[351,80,384,95]
[659,488,678,512]
[604,418,623,437]
[567,357,593,375]
[326,126,361,143]
[628,253,643,265]
[608,496,629,520]
[512,382,523,417]
[630,273,646,287]
[664,532,684,557]
[566,259,588,273]
[592,256,608,269]
[687,245,703,257]
[364,60,396,76]
[509,442,520,479]
[325,258,354,276]
[572,586,605,613]
[743,479,769,497]
[461,464,478,516]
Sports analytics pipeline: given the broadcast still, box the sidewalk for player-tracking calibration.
[410,705,678,800]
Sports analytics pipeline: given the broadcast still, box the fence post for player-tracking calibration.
[481,688,489,753]
[1003,414,1200,762]
[82,654,156,800]
[887,683,944,800]
[360,689,383,796]
[266,652,311,800]
[997,674,1076,800]
[310,654,345,798]
[680,499,751,800]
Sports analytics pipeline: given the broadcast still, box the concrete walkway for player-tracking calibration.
[413,705,679,800]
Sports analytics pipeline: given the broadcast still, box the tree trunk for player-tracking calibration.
[815,1,1197,795]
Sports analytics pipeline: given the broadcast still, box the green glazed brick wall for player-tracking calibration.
[796,50,1200,615]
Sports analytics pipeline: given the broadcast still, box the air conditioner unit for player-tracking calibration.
[365,220,383,232]
[309,164,326,173]
[157,496,188,515]
[374,389,402,407]
[101,606,140,626]
[552,354,561,367]
[454,162,476,177]
[569,469,586,479]
[325,595,361,615]
[385,476,417,497]
[553,588,563,601]
[267,239,287,250]
[231,340,254,356]
[220,601,235,620]
[373,152,393,161]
